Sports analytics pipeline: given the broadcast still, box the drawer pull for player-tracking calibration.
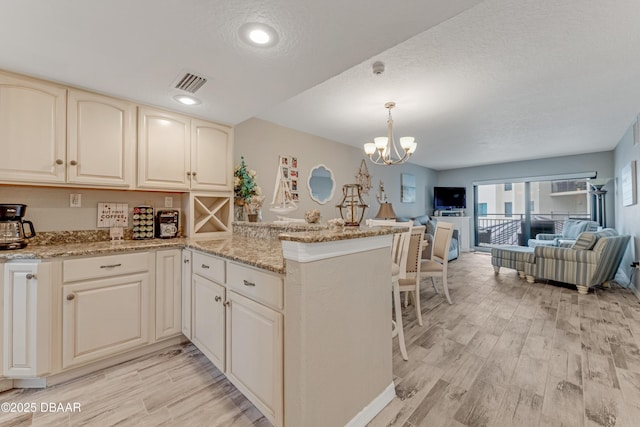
[100,263,122,269]
[243,280,256,287]
[66,293,76,301]
[201,264,210,269]
[26,273,36,280]
[215,296,221,302]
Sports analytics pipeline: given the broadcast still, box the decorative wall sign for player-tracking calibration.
[621,160,637,206]
[97,203,129,228]
[401,173,416,203]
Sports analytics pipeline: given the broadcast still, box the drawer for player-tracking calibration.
[227,262,283,310]
[192,252,226,284]
[63,252,151,283]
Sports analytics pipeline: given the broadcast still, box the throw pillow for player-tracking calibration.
[426,219,437,235]
[415,215,430,225]
[571,232,598,250]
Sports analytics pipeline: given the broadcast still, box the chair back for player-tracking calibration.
[403,226,426,277]
[591,234,631,286]
[431,222,455,264]
[391,228,411,278]
[366,219,412,227]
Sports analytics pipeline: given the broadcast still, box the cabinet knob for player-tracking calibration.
[183,258,190,264]
[186,171,192,177]
[191,171,197,177]
[66,293,76,301]
[69,160,78,166]
[26,273,36,280]
[215,296,221,302]
[224,301,230,307]
[55,159,64,165]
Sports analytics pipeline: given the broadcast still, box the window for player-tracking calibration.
[478,203,488,217]
[504,202,513,217]
[504,183,512,191]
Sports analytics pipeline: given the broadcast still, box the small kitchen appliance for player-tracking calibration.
[0,204,36,250]
[156,210,179,238]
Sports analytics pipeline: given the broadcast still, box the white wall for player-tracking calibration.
[614,123,640,292]
[0,186,184,232]
[234,118,438,223]
[436,151,615,248]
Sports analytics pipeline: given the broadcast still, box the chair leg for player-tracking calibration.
[393,281,408,361]
[414,285,423,326]
[403,291,409,308]
[430,277,440,294]
[442,275,453,305]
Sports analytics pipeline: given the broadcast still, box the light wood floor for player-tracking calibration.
[1,252,639,426]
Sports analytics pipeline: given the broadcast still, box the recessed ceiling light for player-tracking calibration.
[239,23,279,47]
[173,95,201,105]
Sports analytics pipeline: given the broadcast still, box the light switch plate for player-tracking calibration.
[70,193,82,208]
[164,197,173,208]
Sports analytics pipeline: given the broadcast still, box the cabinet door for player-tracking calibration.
[0,72,66,183]
[181,250,192,338]
[226,291,283,427]
[191,274,225,371]
[67,89,135,187]
[191,119,233,191]
[62,273,150,369]
[3,262,51,378]
[155,249,182,340]
[137,106,190,190]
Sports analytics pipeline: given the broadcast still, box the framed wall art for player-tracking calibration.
[621,160,637,206]
[401,173,416,203]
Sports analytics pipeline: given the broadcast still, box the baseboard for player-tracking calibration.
[345,382,396,427]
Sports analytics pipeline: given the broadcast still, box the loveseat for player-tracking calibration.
[524,228,630,294]
[527,219,598,248]
[396,215,459,261]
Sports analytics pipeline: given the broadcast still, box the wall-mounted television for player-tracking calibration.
[434,187,466,210]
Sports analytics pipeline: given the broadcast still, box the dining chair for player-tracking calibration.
[390,226,411,361]
[421,221,455,305]
[398,225,426,327]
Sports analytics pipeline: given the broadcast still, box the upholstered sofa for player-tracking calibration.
[524,228,630,294]
[527,219,598,248]
[396,215,459,261]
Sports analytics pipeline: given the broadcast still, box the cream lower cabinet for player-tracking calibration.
[191,273,226,371]
[226,290,283,427]
[155,249,182,340]
[181,250,192,338]
[61,252,152,369]
[3,262,52,378]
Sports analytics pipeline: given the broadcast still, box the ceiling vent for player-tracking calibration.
[174,72,207,94]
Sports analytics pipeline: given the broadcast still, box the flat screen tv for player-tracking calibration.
[434,187,466,210]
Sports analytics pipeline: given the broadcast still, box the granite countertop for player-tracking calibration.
[0,225,401,274]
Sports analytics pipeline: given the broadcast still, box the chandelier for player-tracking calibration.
[364,102,417,165]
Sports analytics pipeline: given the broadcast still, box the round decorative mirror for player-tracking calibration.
[307,164,335,204]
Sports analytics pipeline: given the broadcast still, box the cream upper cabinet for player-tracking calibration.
[191,119,233,191]
[67,89,135,187]
[137,106,191,190]
[0,71,66,184]
[138,106,233,191]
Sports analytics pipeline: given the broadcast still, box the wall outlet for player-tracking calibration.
[164,197,173,208]
[70,193,82,208]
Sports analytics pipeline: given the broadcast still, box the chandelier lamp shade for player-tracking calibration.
[364,102,417,165]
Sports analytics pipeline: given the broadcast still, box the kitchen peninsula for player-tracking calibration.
[0,223,398,427]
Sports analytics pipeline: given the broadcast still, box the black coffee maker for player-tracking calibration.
[0,204,36,249]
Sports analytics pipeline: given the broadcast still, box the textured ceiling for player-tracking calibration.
[2,0,639,170]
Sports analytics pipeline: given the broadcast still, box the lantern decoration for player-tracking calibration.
[336,184,368,226]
